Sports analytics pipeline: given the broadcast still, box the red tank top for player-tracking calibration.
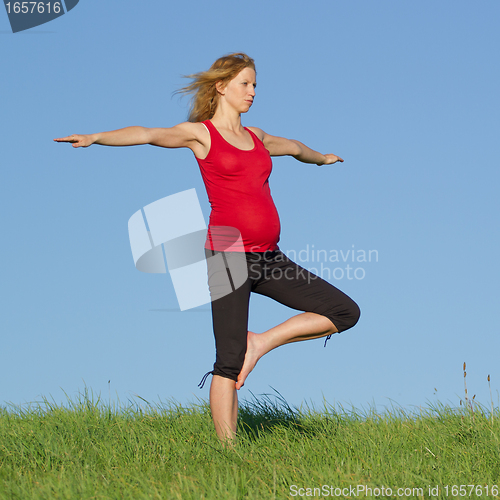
[196,120,281,252]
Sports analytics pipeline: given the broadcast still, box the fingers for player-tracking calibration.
[322,154,344,165]
[53,135,87,148]
[330,154,343,163]
[54,135,76,142]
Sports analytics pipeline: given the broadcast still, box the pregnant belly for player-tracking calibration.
[207,200,281,252]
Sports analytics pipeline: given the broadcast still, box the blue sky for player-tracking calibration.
[1,0,499,413]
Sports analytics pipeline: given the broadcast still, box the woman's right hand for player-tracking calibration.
[53,134,96,148]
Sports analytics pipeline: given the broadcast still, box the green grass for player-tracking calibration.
[1,389,499,499]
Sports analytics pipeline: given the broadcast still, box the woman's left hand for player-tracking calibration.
[319,154,344,165]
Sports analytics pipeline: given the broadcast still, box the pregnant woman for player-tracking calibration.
[54,53,360,444]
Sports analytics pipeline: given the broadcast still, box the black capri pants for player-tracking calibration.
[203,248,360,384]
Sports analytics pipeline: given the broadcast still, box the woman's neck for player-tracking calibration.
[210,105,244,132]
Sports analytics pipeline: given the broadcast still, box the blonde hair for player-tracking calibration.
[176,53,256,123]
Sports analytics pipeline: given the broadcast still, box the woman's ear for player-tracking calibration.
[215,80,225,95]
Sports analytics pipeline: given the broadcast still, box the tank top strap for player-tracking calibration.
[244,127,265,149]
[244,126,256,139]
[203,119,218,138]
[244,126,256,140]
[202,119,214,132]
[202,119,225,150]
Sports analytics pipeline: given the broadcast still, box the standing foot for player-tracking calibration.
[236,331,264,390]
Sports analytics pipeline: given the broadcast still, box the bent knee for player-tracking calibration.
[347,300,361,330]
[342,299,360,331]
[330,298,360,333]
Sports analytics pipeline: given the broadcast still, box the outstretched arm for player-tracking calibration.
[248,127,343,166]
[53,122,206,152]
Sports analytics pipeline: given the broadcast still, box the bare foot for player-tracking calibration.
[236,331,263,390]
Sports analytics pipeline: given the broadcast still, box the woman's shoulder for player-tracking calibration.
[175,120,209,136]
[176,121,211,147]
[167,121,210,159]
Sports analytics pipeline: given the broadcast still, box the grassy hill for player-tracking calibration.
[1,389,499,499]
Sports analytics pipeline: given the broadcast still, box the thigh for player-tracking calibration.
[252,251,360,333]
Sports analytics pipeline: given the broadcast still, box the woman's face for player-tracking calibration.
[218,67,257,114]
